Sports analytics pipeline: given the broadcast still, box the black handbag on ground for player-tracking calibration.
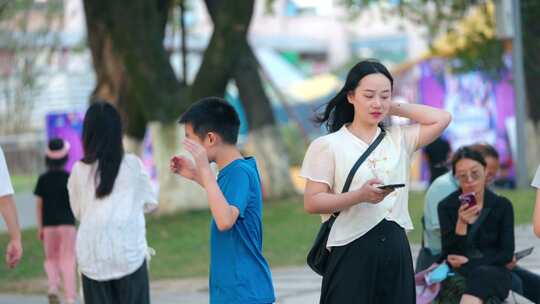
[306,127,386,276]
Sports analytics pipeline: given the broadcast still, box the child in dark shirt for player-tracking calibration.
[34,138,76,304]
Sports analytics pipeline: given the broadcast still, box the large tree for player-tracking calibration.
[205,0,294,199]
[83,0,295,213]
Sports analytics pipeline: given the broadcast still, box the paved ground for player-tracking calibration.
[1,195,538,303]
[0,193,36,232]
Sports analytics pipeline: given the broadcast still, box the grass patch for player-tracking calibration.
[0,189,536,291]
[10,175,37,193]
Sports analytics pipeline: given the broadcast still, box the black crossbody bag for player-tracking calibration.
[306,127,386,276]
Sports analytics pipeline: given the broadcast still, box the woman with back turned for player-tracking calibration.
[68,101,158,304]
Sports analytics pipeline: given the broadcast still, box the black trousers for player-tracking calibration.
[82,260,150,304]
[460,265,511,301]
[512,266,540,303]
[320,219,415,304]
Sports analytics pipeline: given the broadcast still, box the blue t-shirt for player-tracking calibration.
[210,157,275,304]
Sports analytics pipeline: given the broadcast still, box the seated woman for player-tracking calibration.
[438,147,514,304]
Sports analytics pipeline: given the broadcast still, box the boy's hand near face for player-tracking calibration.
[171,137,239,231]
[171,138,215,188]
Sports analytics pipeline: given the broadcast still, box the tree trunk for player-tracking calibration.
[233,44,297,199]
[83,0,201,213]
[148,122,208,213]
[83,0,187,124]
[205,0,296,199]
[522,0,540,125]
[83,0,296,213]
[521,1,540,172]
[190,0,253,101]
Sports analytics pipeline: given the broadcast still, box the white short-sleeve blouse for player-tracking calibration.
[300,124,420,247]
[0,147,14,197]
[68,154,158,280]
[532,165,540,188]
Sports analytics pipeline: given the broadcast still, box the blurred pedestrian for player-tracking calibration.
[424,136,451,183]
[68,102,157,304]
[0,145,22,268]
[34,138,76,304]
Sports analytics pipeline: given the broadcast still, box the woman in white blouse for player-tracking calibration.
[301,59,451,304]
[68,102,157,304]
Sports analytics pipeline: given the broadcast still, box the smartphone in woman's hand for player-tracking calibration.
[459,192,477,207]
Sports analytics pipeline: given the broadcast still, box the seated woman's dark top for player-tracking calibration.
[437,189,515,300]
[438,189,514,269]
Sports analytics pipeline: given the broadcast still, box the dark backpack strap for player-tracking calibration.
[333,127,386,217]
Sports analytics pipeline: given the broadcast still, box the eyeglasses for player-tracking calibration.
[455,170,483,183]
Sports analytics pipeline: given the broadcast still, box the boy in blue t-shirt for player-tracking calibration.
[170,97,275,304]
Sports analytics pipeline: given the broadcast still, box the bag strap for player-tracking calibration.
[333,126,386,217]
[421,216,426,248]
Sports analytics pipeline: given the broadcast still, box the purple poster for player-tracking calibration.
[46,112,85,172]
[394,56,516,184]
[46,111,157,186]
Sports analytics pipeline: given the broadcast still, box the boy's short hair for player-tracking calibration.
[179,97,240,145]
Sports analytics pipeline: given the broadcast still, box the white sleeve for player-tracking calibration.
[299,137,335,188]
[532,165,540,188]
[0,147,14,197]
[134,156,158,213]
[67,163,81,220]
[400,124,421,157]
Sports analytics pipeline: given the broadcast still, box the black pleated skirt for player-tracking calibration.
[320,219,416,304]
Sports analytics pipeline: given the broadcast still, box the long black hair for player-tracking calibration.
[315,59,393,133]
[81,101,124,199]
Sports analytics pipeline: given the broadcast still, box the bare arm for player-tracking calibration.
[0,195,21,243]
[0,194,22,268]
[203,178,240,231]
[304,178,393,214]
[36,196,44,240]
[36,197,43,228]
[172,138,240,232]
[534,189,540,237]
[389,102,452,150]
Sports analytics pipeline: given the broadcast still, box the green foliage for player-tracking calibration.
[340,0,485,41]
[451,35,505,79]
[0,0,63,23]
